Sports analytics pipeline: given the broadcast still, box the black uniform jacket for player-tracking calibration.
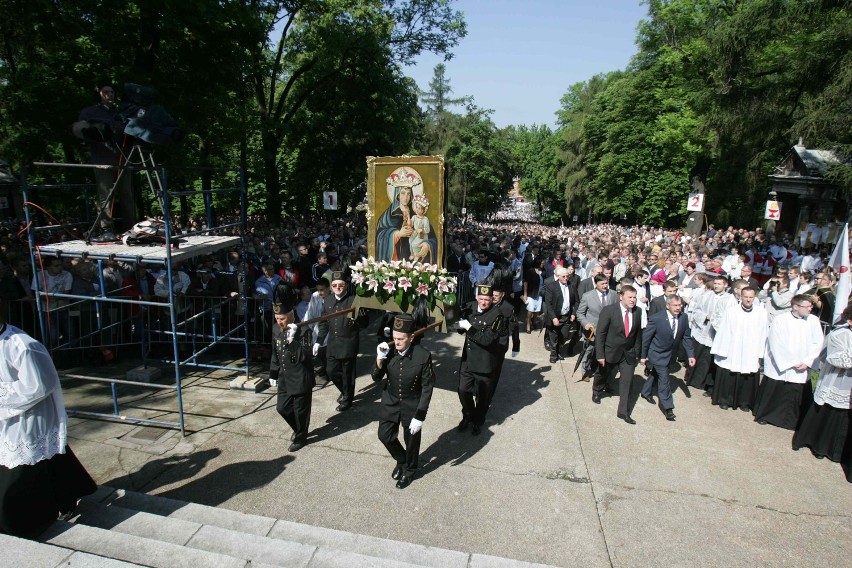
[372,344,435,422]
[460,301,503,375]
[270,325,315,395]
[494,299,515,353]
[316,292,367,359]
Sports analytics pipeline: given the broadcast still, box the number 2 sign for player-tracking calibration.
[686,193,704,212]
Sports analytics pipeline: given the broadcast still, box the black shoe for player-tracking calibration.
[641,393,655,405]
[719,404,729,410]
[396,474,413,489]
[290,431,296,441]
[549,353,559,363]
[756,419,767,425]
[618,413,636,425]
[703,391,712,397]
[457,418,470,432]
[288,442,304,452]
[392,464,404,480]
[739,406,750,412]
[665,410,676,421]
[592,393,601,404]
[336,402,351,412]
[471,423,481,436]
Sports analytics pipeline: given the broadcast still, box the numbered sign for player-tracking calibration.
[323,191,338,210]
[765,200,781,220]
[686,192,704,212]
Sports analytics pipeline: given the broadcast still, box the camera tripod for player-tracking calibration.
[86,142,169,243]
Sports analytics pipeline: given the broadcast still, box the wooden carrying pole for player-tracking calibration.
[294,307,356,327]
[411,320,444,337]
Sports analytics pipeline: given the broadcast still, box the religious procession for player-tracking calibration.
[2,1,850,566]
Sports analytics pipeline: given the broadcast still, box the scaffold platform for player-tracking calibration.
[34,234,242,265]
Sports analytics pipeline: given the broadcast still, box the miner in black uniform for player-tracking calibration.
[490,268,519,385]
[457,283,504,435]
[269,286,315,452]
[315,271,367,412]
[372,314,435,489]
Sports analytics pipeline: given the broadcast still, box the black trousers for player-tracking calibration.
[327,354,357,404]
[594,356,636,417]
[459,362,494,425]
[546,319,577,354]
[378,416,422,475]
[276,391,312,444]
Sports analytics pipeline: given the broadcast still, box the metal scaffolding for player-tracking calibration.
[22,150,249,435]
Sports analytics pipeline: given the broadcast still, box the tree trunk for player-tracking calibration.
[262,128,281,219]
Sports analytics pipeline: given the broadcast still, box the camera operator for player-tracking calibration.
[78,82,136,241]
[805,272,836,330]
[760,268,795,326]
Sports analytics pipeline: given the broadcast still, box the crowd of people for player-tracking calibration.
[1,211,850,536]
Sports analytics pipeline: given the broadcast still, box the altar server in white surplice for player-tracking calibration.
[753,295,824,430]
[710,287,768,412]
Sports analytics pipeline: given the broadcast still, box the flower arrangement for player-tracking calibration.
[350,257,457,312]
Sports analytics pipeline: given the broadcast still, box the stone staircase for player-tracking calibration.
[4,486,559,568]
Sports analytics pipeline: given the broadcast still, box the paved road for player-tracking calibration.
[66,322,852,567]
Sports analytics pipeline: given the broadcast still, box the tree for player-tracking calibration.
[445,104,513,218]
[506,124,561,223]
[420,63,468,118]
[247,0,466,217]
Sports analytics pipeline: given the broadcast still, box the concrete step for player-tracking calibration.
[39,521,250,568]
[73,499,418,568]
[0,532,145,568]
[77,486,559,568]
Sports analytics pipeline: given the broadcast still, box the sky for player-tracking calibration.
[403,0,650,129]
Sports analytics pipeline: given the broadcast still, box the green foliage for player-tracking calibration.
[0,1,467,221]
[542,0,852,228]
[443,105,513,218]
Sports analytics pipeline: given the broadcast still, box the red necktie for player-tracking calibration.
[624,308,630,337]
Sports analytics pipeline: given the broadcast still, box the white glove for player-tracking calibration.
[286,323,297,340]
[269,378,278,387]
[377,342,390,359]
[312,343,319,357]
[458,319,471,331]
[383,326,391,338]
[409,418,423,435]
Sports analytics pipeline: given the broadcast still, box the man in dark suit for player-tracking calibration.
[648,280,678,317]
[373,314,435,489]
[640,295,696,421]
[446,243,469,275]
[594,285,643,424]
[542,267,579,363]
[577,264,603,298]
[315,271,367,411]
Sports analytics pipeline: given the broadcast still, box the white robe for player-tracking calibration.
[711,303,768,373]
[0,324,68,468]
[764,312,824,384]
[813,325,852,409]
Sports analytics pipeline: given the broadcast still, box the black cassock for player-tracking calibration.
[372,344,435,476]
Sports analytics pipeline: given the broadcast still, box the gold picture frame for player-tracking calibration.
[366,155,445,268]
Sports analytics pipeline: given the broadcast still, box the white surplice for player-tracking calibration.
[0,324,68,468]
[813,324,852,409]
[711,303,768,373]
[764,312,824,384]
